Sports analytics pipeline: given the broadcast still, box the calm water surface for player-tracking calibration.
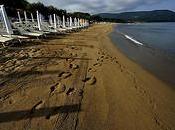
[110,22,175,86]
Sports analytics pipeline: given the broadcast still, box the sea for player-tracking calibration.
[110,22,175,86]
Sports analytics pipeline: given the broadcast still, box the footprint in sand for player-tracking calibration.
[82,75,97,85]
[58,71,72,79]
[105,56,109,59]
[66,87,84,96]
[8,98,14,105]
[66,88,75,95]
[56,83,66,93]
[62,72,72,79]
[78,89,84,96]
[93,62,102,67]
[88,67,96,72]
[69,63,79,70]
[50,83,66,95]
[30,100,43,114]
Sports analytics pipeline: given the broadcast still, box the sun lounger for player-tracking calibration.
[0,35,17,47]
[2,34,28,39]
[0,35,14,42]
[12,22,44,38]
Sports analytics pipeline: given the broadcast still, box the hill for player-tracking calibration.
[96,10,175,22]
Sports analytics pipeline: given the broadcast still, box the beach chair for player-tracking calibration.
[0,5,31,45]
[14,11,48,38]
[0,5,22,46]
[45,14,68,34]
[0,35,18,47]
[12,22,44,38]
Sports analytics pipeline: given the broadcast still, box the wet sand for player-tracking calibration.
[0,24,175,130]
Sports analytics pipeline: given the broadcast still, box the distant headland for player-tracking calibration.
[95,10,175,23]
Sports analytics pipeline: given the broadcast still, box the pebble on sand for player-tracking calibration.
[58,71,72,79]
[62,72,72,79]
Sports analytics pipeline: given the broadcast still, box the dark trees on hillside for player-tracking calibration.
[0,0,91,20]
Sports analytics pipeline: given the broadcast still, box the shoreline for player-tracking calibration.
[110,23,175,87]
[78,24,175,130]
[0,24,174,130]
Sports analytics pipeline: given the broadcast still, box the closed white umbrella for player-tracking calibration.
[78,18,80,27]
[39,13,42,25]
[53,14,57,31]
[31,13,34,22]
[49,15,53,25]
[0,5,13,34]
[69,17,72,27]
[57,16,61,27]
[24,11,28,22]
[74,17,77,27]
[36,11,41,31]
[17,11,22,23]
[67,18,69,27]
[62,15,66,28]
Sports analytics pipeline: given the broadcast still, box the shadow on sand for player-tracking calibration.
[0,104,80,123]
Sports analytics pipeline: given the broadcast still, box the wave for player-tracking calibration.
[124,35,143,46]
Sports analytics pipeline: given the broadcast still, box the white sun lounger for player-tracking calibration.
[0,35,14,42]
[22,32,43,37]
[0,35,16,47]
[2,34,28,39]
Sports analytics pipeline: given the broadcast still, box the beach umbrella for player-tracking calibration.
[24,11,28,23]
[74,17,77,27]
[31,13,34,22]
[56,16,61,27]
[78,18,80,27]
[17,11,22,23]
[39,13,42,25]
[62,15,66,28]
[80,19,83,27]
[49,15,53,25]
[53,14,57,31]
[82,19,84,27]
[0,5,13,34]
[69,17,72,27]
[36,11,41,31]
[83,19,85,27]
[85,20,87,26]
[67,18,69,27]
[83,19,86,27]
[86,20,89,26]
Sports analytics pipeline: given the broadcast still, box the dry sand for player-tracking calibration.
[0,24,174,130]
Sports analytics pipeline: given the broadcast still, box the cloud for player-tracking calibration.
[27,0,163,13]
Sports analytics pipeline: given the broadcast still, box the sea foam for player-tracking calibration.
[124,35,143,46]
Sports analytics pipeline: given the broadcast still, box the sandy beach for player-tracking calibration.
[0,24,175,130]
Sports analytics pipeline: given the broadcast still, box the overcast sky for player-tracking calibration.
[27,0,175,14]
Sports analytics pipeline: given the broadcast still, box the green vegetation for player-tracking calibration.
[96,10,175,22]
[0,0,91,20]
